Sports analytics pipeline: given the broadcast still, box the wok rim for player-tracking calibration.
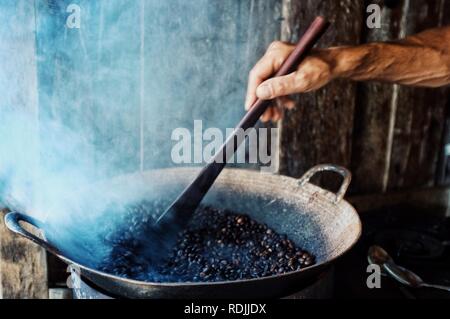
[49,167,362,289]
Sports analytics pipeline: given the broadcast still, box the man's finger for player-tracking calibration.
[260,107,273,123]
[271,107,282,122]
[284,99,296,110]
[277,96,296,110]
[245,57,278,110]
[245,42,293,110]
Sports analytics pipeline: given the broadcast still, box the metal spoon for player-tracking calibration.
[368,245,450,292]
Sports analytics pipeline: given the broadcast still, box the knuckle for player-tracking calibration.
[249,67,258,79]
[273,55,286,69]
[273,80,287,95]
[265,52,286,70]
[268,41,284,51]
[265,83,275,97]
[295,72,306,83]
[295,69,310,82]
[301,58,316,71]
[294,72,309,91]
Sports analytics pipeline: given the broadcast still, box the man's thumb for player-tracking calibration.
[256,74,296,100]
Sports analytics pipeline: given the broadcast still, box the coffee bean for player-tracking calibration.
[99,205,315,283]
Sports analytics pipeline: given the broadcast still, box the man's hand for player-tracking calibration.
[245,41,335,122]
[246,27,450,122]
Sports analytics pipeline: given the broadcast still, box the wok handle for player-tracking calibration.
[4,212,61,255]
[298,164,351,204]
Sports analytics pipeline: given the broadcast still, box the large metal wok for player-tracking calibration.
[5,164,361,298]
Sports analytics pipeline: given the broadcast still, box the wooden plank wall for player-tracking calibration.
[0,210,48,299]
[279,0,450,194]
[0,0,48,298]
[351,0,405,194]
[387,0,449,191]
[279,0,364,187]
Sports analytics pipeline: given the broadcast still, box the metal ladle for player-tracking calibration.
[368,245,450,292]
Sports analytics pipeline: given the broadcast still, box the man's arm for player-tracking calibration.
[245,27,450,122]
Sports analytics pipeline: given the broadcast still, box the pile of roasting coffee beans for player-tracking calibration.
[99,205,315,283]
